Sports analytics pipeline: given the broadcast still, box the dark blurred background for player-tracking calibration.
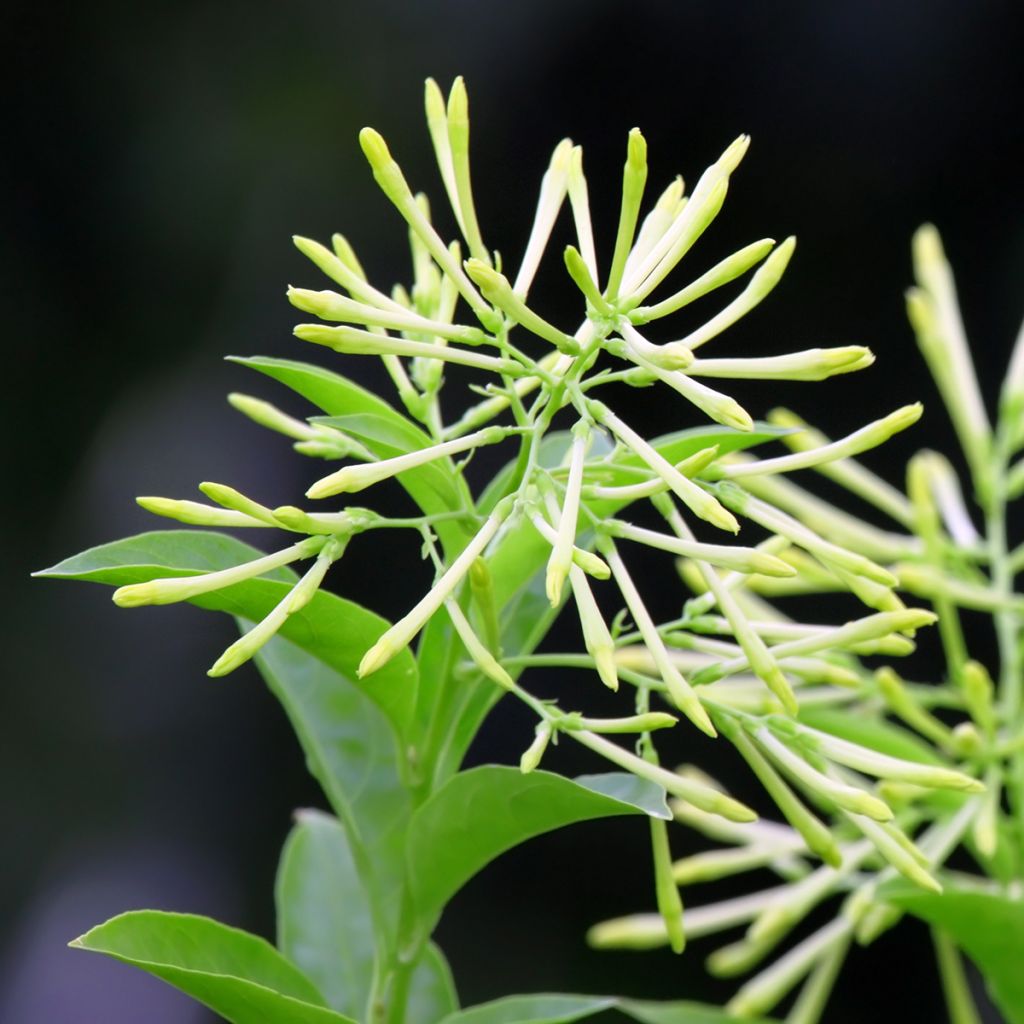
[3,1,1023,1021]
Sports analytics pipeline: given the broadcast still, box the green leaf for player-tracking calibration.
[437,993,617,1024]
[436,994,779,1024]
[70,911,355,1024]
[259,635,411,943]
[35,530,300,587]
[620,998,779,1024]
[230,356,473,553]
[406,767,669,933]
[887,883,1024,1024]
[38,530,419,739]
[408,943,460,1024]
[275,810,376,1020]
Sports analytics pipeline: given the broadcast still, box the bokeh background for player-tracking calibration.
[3,1,1024,1021]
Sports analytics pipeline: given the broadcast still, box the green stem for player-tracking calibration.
[986,429,1024,855]
[932,928,983,1024]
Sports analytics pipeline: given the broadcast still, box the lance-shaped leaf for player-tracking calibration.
[276,811,376,1019]
[887,884,1024,1024]
[36,531,419,740]
[405,767,669,933]
[70,911,355,1024]
[436,994,779,1024]
[276,810,457,1024]
[258,634,412,944]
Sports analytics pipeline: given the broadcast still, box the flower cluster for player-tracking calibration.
[591,225,1023,1020]
[109,79,987,1015]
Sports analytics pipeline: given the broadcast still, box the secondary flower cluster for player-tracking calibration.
[591,225,1022,1019]
[111,79,985,1008]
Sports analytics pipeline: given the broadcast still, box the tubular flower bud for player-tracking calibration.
[444,76,488,264]
[207,538,344,677]
[961,660,997,736]
[716,405,921,479]
[563,244,609,314]
[358,127,497,329]
[545,422,589,606]
[717,716,841,867]
[294,323,518,375]
[617,322,693,371]
[512,138,574,298]
[630,239,776,323]
[803,726,981,792]
[908,224,991,481]
[755,729,894,822]
[287,287,487,345]
[574,730,756,822]
[567,566,619,690]
[529,513,610,579]
[589,401,738,532]
[650,815,686,954]
[465,258,580,354]
[601,539,716,737]
[445,598,515,691]
[359,498,512,677]
[767,408,914,526]
[307,426,507,499]
[519,721,553,774]
[113,537,326,608]
[622,134,750,298]
[622,175,684,283]
[686,346,874,382]
[198,482,281,526]
[604,127,649,301]
[135,496,266,529]
[653,236,796,352]
[605,519,795,577]
[567,148,599,284]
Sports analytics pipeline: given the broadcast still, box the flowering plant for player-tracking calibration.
[38,79,1020,1024]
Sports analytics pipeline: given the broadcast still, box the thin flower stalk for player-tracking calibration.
[545,421,590,605]
[599,538,715,736]
[657,497,798,713]
[589,400,738,531]
[306,426,510,499]
[714,405,921,478]
[766,408,915,526]
[629,239,776,323]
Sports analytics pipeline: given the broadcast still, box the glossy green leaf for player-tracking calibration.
[436,994,779,1024]
[275,810,376,1020]
[437,993,617,1024]
[408,942,460,1024]
[230,356,473,553]
[37,530,419,739]
[406,767,669,933]
[620,999,779,1024]
[70,911,355,1024]
[259,635,411,943]
[887,884,1024,1024]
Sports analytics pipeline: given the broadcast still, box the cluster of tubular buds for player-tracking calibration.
[102,80,983,980]
[588,714,982,1020]
[587,225,1020,1020]
[281,77,909,693]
